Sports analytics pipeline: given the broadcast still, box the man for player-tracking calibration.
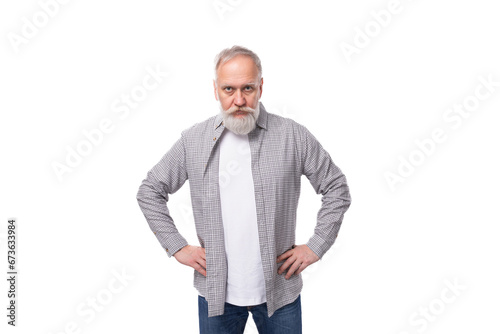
[136,45,351,333]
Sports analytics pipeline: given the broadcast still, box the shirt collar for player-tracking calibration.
[214,101,268,131]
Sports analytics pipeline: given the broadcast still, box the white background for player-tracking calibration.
[1,0,499,333]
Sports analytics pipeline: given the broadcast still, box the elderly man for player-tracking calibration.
[136,45,351,333]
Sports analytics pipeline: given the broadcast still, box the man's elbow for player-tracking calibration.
[338,175,352,209]
[136,180,150,204]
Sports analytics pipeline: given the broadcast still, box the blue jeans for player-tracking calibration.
[198,294,302,334]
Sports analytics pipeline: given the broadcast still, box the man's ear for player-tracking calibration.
[259,77,264,99]
[213,79,218,101]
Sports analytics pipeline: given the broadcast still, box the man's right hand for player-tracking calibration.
[173,245,207,277]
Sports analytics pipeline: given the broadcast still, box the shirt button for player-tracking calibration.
[213,137,217,141]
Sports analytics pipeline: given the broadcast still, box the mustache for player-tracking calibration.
[226,106,255,114]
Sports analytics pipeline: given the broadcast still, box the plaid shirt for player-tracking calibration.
[136,102,351,318]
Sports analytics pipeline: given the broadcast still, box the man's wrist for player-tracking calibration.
[172,244,188,257]
[165,237,189,258]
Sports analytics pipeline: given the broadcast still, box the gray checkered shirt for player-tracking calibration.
[136,102,351,318]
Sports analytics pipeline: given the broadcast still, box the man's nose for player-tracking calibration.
[234,90,245,107]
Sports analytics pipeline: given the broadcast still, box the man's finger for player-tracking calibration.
[278,256,296,274]
[276,249,293,263]
[194,263,206,276]
[285,261,302,279]
[294,262,308,276]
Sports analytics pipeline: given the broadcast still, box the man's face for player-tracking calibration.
[213,55,263,134]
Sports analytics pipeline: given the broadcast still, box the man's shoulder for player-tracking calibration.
[268,111,299,126]
[266,110,309,138]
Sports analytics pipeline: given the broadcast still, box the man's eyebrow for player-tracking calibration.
[220,83,258,88]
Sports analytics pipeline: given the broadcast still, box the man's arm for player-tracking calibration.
[137,133,207,276]
[276,124,352,279]
[301,124,352,260]
[136,134,190,258]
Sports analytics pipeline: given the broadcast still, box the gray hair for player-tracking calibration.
[213,45,262,83]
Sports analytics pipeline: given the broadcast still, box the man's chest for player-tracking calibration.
[185,127,301,191]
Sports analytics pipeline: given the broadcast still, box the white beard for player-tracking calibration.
[218,101,260,135]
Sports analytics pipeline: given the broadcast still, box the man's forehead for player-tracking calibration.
[216,70,260,86]
[217,55,258,78]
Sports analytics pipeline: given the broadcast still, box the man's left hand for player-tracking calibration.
[276,244,320,279]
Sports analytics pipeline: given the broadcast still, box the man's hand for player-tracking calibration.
[276,244,320,279]
[173,245,207,277]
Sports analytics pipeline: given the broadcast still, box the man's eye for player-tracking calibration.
[224,87,232,92]
[245,86,253,91]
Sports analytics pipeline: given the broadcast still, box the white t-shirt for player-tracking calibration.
[217,129,266,306]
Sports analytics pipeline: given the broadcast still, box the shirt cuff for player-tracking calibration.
[306,233,332,260]
[163,233,189,258]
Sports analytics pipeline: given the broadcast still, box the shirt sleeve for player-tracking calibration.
[136,132,189,258]
[299,124,352,260]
